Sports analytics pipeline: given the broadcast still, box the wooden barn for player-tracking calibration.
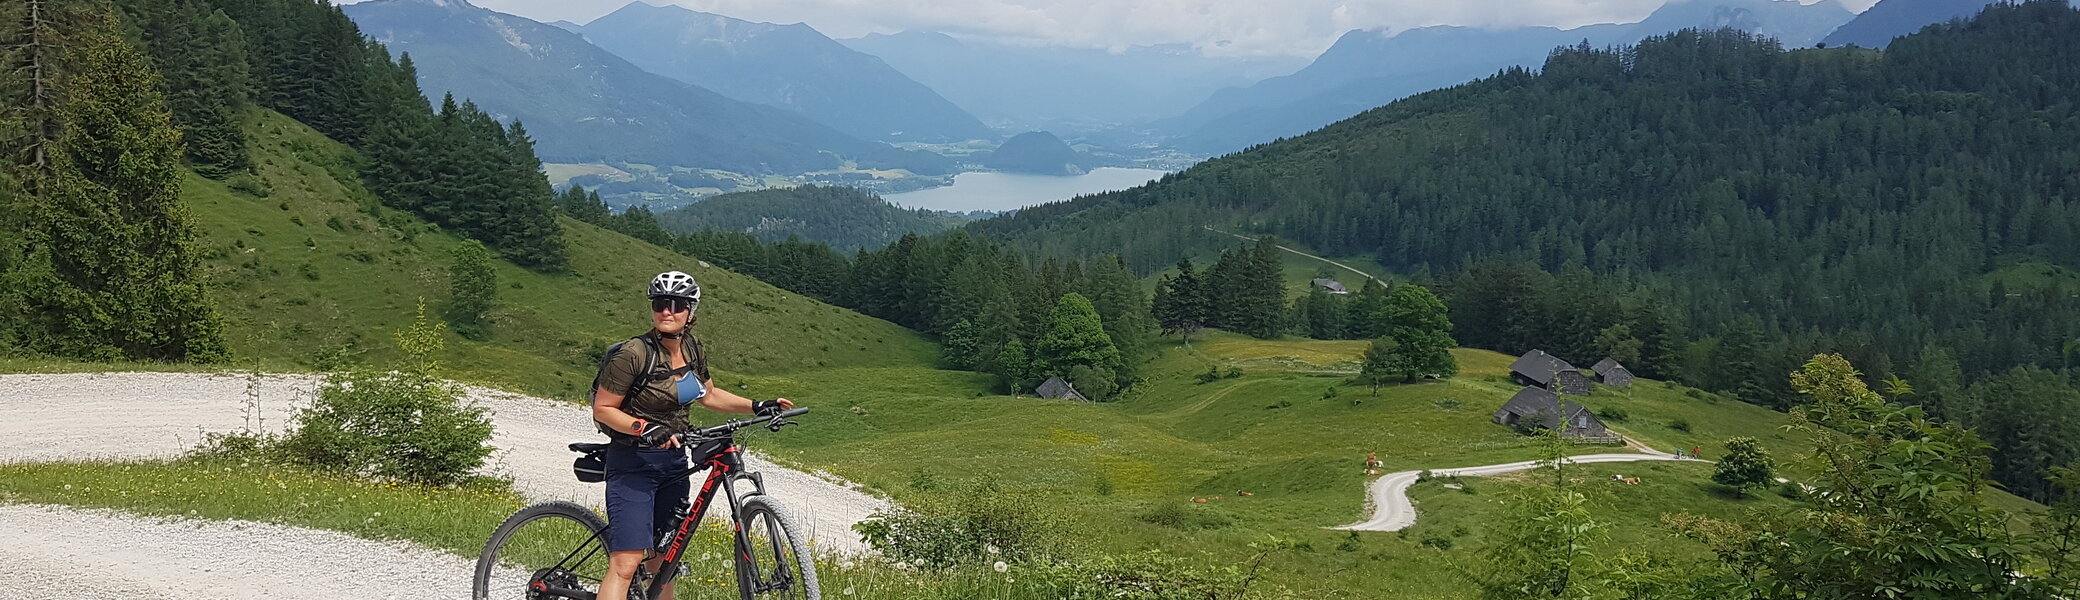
[1591,358,1635,388]
[1492,386,1610,439]
[1036,376,1090,402]
[1510,349,1591,395]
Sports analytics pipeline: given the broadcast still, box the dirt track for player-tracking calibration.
[0,371,889,598]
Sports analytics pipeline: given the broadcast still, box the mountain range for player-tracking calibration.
[1164,0,1857,154]
[343,0,950,176]
[842,31,1303,134]
[562,2,991,143]
[1821,0,2005,48]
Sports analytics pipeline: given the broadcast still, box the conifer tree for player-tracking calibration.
[1151,258,1208,341]
[16,5,225,361]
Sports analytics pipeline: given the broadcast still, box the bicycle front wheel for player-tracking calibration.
[735,495,821,600]
[475,501,614,600]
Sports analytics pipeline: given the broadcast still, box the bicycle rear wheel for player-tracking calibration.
[475,501,614,600]
[734,495,821,600]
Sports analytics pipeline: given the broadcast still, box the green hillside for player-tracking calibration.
[734,331,1966,597]
[183,109,936,395]
[970,3,2080,385]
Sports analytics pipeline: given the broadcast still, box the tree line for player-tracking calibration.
[2,0,578,362]
[124,0,567,268]
[0,0,226,361]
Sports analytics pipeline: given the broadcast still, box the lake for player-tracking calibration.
[884,167,1168,213]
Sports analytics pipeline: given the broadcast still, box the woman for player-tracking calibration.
[590,270,794,600]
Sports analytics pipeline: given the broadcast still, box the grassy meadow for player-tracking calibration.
[162,109,937,396]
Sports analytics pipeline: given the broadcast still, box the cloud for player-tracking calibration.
[348,0,1878,57]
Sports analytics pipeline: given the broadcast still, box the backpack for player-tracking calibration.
[592,334,665,442]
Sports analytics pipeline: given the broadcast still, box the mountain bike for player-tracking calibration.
[473,407,819,600]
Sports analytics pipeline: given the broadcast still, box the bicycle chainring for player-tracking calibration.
[527,568,583,600]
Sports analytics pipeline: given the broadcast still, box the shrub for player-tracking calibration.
[1596,406,1630,422]
[854,480,1067,568]
[1419,534,1454,550]
[1223,367,1243,379]
[1195,366,1221,384]
[1668,419,1693,433]
[277,304,493,485]
[1038,550,1254,600]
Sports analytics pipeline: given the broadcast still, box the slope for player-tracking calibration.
[1821,0,2001,48]
[971,3,2080,376]
[572,3,991,143]
[1168,0,1857,154]
[342,0,950,176]
[184,108,938,396]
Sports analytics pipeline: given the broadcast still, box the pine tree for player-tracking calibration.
[940,319,984,371]
[1345,278,1389,339]
[16,5,226,361]
[1082,255,1155,377]
[1151,258,1208,342]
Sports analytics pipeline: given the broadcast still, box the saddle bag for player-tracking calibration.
[571,444,609,483]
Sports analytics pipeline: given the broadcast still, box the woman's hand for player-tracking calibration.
[753,398,795,416]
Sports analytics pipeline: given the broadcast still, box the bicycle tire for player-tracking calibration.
[475,501,613,600]
[734,495,821,600]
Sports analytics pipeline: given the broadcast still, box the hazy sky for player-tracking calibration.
[345,0,1880,57]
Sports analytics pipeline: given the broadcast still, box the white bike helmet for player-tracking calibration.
[648,270,701,307]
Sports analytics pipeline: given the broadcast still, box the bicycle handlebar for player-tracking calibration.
[683,407,808,440]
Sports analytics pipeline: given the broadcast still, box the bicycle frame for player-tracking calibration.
[645,439,767,599]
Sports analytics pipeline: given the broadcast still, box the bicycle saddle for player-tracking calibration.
[568,442,611,453]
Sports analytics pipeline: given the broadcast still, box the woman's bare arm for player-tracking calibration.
[695,378,791,414]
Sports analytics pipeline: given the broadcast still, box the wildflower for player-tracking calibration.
[843,586,855,596]
[994,561,1008,573]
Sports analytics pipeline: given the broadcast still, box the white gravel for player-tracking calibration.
[0,503,486,600]
[0,371,894,597]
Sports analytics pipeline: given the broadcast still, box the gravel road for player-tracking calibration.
[0,371,892,598]
[1332,453,1692,532]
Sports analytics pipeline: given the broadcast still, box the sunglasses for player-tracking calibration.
[650,297,695,314]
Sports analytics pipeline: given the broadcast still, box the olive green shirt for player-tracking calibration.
[595,333,711,436]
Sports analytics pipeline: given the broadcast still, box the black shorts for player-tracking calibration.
[602,446,691,553]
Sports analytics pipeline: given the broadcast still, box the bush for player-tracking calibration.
[1223,367,1243,379]
[1668,418,1693,433]
[1038,550,1254,600]
[854,480,1067,569]
[1596,406,1630,422]
[1194,366,1221,384]
[1419,534,1454,550]
[277,305,493,485]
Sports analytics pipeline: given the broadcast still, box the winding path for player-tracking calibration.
[0,372,892,552]
[1332,451,1695,532]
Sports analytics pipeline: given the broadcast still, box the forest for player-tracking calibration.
[957,2,2080,502]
